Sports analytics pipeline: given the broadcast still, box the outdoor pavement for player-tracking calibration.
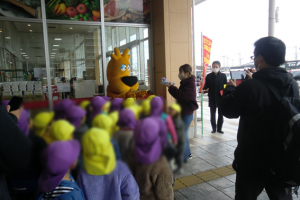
[173,98,300,200]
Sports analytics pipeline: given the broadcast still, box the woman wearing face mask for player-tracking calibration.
[167,64,198,162]
[203,61,227,134]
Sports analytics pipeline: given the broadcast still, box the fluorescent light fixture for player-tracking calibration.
[20,49,23,50]
[32,37,34,38]
[53,45,59,47]
[70,27,73,29]
[51,53,56,54]
[5,37,10,39]
[0,30,2,33]
[23,55,27,57]
[29,30,33,32]
[51,57,55,59]
[54,38,62,40]
[52,49,57,51]
[21,53,26,54]
[28,24,31,27]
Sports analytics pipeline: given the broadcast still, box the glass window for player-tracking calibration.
[46,23,103,99]
[105,26,150,90]
[0,21,46,102]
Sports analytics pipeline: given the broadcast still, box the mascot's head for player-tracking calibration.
[107,48,139,94]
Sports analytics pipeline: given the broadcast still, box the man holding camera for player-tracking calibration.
[221,37,299,199]
[203,61,227,134]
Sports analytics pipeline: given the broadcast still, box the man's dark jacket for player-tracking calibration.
[221,67,299,179]
[203,72,227,107]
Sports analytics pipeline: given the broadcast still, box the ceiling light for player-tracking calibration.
[0,30,2,33]
[28,24,31,27]
[51,57,55,59]
[70,27,73,29]
[51,53,56,54]
[5,37,10,39]
[54,38,62,40]
[53,45,59,47]
[25,57,29,59]
[21,53,26,54]
[32,37,34,38]
[20,49,23,50]
[52,49,57,51]
[23,55,27,57]
[29,30,32,32]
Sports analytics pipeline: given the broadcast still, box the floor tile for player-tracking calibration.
[174,191,188,200]
[224,174,236,183]
[179,182,218,198]
[204,156,233,168]
[207,177,235,190]
[257,191,270,200]
[200,190,233,200]
[173,179,186,191]
[221,186,235,199]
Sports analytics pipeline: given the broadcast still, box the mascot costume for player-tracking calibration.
[106,47,147,99]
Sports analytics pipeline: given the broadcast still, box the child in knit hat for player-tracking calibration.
[113,109,137,162]
[77,128,140,200]
[66,106,89,143]
[168,103,186,174]
[140,99,151,119]
[33,112,55,144]
[128,117,174,200]
[36,140,84,200]
[110,98,123,112]
[150,97,178,161]
[90,96,107,120]
[92,114,121,160]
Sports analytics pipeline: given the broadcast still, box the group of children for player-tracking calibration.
[4,95,187,200]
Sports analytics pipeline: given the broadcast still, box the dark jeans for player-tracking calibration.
[235,172,293,200]
[210,104,223,131]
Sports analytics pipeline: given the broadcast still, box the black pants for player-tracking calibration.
[235,172,293,200]
[210,104,223,131]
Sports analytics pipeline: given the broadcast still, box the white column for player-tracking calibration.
[268,0,276,36]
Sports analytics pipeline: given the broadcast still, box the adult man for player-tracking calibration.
[221,36,299,200]
[203,61,227,133]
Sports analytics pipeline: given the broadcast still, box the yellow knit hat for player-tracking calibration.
[147,95,156,101]
[109,111,119,132]
[49,120,75,143]
[127,104,142,120]
[33,112,54,137]
[123,98,135,108]
[82,128,116,176]
[92,114,113,136]
[170,103,181,114]
[141,99,151,116]
[80,100,90,110]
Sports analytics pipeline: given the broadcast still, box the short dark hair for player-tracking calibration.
[212,61,221,67]
[179,64,192,76]
[254,36,286,67]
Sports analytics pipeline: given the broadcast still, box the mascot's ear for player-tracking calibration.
[114,48,121,58]
[111,54,118,61]
[122,49,129,57]
[127,55,131,60]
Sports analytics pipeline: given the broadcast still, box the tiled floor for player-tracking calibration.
[174,103,300,199]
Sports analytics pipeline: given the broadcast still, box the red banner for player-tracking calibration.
[199,35,212,93]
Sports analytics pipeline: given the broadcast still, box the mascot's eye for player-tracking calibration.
[120,64,126,71]
[128,65,130,70]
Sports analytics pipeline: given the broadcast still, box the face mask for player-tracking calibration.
[178,73,185,80]
[213,68,219,73]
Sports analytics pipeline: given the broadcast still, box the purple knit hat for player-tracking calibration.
[110,98,123,112]
[102,96,111,101]
[150,97,164,117]
[38,140,80,193]
[134,117,166,164]
[117,109,136,130]
[66,106,86,129]
[2,100,9,107]
[18,109,30,136]
[54,99,75,120]
[90,96,106,119]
